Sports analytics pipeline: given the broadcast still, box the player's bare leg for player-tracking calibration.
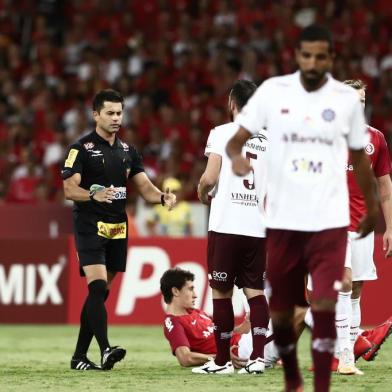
[293,306,308,338]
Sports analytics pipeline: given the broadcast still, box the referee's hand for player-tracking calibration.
[163,188,177,211]
[93,186,116,203]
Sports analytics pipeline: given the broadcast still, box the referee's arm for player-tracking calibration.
[132,172,176,209]
[63,173,114,203]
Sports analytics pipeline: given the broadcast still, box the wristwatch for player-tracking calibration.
[161,193,165,206]
[89,189,97,201]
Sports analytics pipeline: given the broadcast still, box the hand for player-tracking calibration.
[356,207,378,238]
[383,228,392,257]
[92,186,116,204]
[163,187,177,211]
[230,345,248,369]
[232,155,251,176]
[197,184,211,205]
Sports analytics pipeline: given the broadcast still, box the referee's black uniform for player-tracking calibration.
[62,130,144,275]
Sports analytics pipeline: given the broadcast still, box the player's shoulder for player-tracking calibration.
[77,131,95,145]
[367,125,385,139]
[164,313,182,332]
[328,77,359,97]
[212,121,238,134]
[260,73,296,90]
[208,122,238,148]
[74,131,97,151]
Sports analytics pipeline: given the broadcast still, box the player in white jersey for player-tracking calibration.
[195,80,269,375]
[307,79,392,376]
[226,25,378,392]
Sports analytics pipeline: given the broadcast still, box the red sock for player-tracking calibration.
[273,324,302,390]
[248,295,269,359]
[312,310,336,392]
[213,298,234,366]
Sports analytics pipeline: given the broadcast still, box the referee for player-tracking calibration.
[62,89,176,371]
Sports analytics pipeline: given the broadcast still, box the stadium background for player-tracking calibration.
[0,0,392,326]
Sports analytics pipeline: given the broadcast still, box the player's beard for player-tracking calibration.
[301,70,326,91]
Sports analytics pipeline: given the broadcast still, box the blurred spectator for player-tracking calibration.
[0,0,391,204]
[146,177,192,237]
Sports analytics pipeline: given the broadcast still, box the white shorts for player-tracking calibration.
[347,231,377,281]
[307,231,376,290]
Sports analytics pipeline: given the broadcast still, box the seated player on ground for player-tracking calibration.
[160,267,278,370]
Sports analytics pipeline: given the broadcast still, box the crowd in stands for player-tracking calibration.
[0,0,391,204]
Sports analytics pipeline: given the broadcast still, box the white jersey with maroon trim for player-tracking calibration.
[205,121,267,237]
[235,71,368,232]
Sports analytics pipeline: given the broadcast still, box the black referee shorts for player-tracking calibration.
[74,231,128,277]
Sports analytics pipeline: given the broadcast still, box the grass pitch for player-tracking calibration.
[0,325,391,392]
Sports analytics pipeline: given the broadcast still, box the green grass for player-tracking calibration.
[0,325,391,392]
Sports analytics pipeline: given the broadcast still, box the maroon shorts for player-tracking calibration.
[266,227,347,312]
[207,231,266,291]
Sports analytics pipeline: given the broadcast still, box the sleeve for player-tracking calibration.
[235,81,270,135]
[374,133,392,177]
[163,316,190,354]
[128,146,145,178]
[61,143,85,180]
[205,128,221,157]
[347,99,368,150]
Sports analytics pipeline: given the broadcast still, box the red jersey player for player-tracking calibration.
[344,79,392,364]
[160,267,279,369]
[307,80,392,375]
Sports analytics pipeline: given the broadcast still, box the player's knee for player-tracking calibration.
[212,287,233,299]
[351,281,363,298]
[341,276,352,292]
[88,279,108,299]
[271,309,294,328]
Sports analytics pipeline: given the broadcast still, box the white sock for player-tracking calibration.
[304,307,314,328]
[351,297,361,346]
[335,291,352,356]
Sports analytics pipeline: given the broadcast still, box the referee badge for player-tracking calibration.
[321,108,335,122]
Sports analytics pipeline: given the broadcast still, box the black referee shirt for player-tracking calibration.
[62,131,144,221]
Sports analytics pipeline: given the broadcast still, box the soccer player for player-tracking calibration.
[226,25,378,392]
[307,79,392,375]
[195,80,269,374]
[343,79,392,363]
[62,89,176,371]
[160,267,279,369]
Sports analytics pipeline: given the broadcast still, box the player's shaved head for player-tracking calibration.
[160,268,195,304]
